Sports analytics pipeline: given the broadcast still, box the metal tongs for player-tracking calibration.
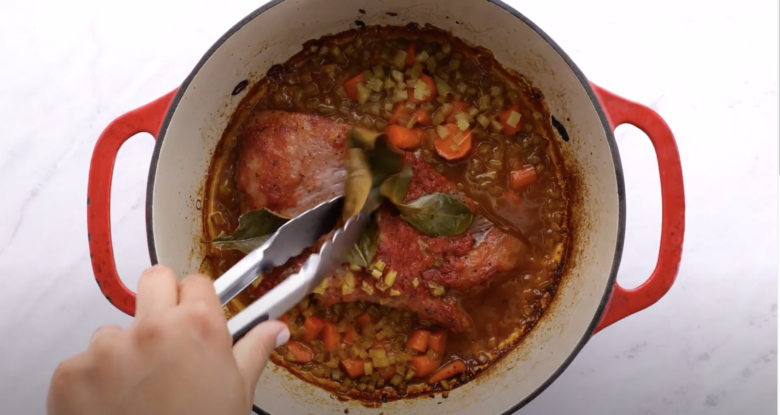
[213,196,370,343]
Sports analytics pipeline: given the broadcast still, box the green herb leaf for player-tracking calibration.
[344,212,381,267]
[380,165,413,205]
[399,193,473,236]
[343,128,403,219]
[343,148,373,220]
[208,209,289,253]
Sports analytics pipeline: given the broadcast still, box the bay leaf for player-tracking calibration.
[343,148,372,220]
[399,192,474,237]
[343,128,403,219]
[380,165,413,205]
[208,209,289,253]
[344,212,381,267]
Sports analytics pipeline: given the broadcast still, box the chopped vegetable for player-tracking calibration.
[362,280,375,294]
[392,89,409,103]
[434,124,472,160]
[407,329,431,352]
[509,165,538,191]
[344,324,358,344]
[384,270,398,286]
[428,281,446,296]
[499,104,524,135]
[367,77,384,92]
[446,101,470,124]
[412,109,432,126]
[356,313,372,328]
[408,74,437,103]
[393,49,408,70]
[303,315,326,342]
[379,365,397,381]
[285,340,315,363]
[476,113,491,129]
[391,69,404,83]
[312,277,328,294]
[456,117,470,131]
[386,125,424,150]
[342,358,366,379]
[412,278,419,288]
[406,42,416,67]
[344,271,356,287]
[429,330,447,354]
[356,83,371,104]
[322,321,340,352]
[427,360,467,384]
[411,355,442,378]
[390,289,401,296]
[343,72,366,101]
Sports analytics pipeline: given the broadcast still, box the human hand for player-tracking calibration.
[47,265,289,415]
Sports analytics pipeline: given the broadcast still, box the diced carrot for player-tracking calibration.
[408,74,437,104]
[427,360,467,384]
[389,104,407,125]
[429,330,447,354]
[387,125,423,150]
[322,321,340,352]
[434,124,472,161]
[406,42,416,67]
[412,109,432,126]
[302,315,326,342]
[411,355,441,378]
[355,313,372,328]
[509,165,538,191]
[446,101,470,124]
[279,313,290,326]
[499,103,524,136]
[343,72,366,101]
[343,324,358,345]
[285,340,314,363]
[372,338,385,349]
[406,329,431,353]
[341,358,366,379]
[378,365,396,381]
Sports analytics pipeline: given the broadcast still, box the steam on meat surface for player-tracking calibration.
[243,111,527,333]
[237,110,349,217]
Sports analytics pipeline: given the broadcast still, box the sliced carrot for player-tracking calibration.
[406,329,431,353]
[302,315,326,342]
[411,355,441,378]
[408,74,437,104]
[412,109,432,126]
[509,165,538,191]
[387,125,423,150]
[389,104,408,125]
[434,124,472,161]
[343,72,366,102]
[355,313,372,328]
[285,340,314,363]
[429,330,447,354]
[406,42,416,67]
[378,365,396,381]
[343,324,359,345]
[322,321,340,352]
[341,358,366,379]
[446,100,470,124]
[499,103,524,136]
[427,360,467,384]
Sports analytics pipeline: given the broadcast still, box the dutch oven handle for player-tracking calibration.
[590,83,685,333]
[87,89,178,316]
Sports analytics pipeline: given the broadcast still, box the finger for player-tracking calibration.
[136,265,179,318]
[178,274,222,311]
[88,325,123,351]
[233,321,289,392]
[47,353,92,415]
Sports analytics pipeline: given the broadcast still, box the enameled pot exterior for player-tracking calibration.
[86,0,685,413]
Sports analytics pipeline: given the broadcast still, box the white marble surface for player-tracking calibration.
[0,0,777,414]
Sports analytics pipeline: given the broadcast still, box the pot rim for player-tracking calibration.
[145,0,627,413]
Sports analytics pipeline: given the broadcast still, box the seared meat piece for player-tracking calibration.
[236,110,349,217]
[242,111,526,332]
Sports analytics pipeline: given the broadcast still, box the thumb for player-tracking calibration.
[233,321,290,392]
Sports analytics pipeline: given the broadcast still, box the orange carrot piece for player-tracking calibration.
[322,321,340,352]
[378,365,396,381]
[355,313,372,328]
[427,360,467,384]
[341,358,366,379]
[279,313,290,326]
[446,100,470,124]
[434,124,472,161]
[372,338,385,349]
[302,315,325,342]
[428,330,447,354]
[389,104,407,125]
[509,165,538,191]
[343,324,358,345]
[343,72,366,101]
[406,42,416,67]
[406,329,431,353]
[412,109,432,126]
[387,125,423,150]
[285,340,314,363]
[411,355,441,378]
[408,74,437,104]
[499,103,523,136]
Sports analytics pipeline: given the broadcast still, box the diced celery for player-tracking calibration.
[393,49,407,69]
[506,110,522,128]
[384,270,397,286]
[415,50,430,63]
[367,78,384,92]
[434,76,451,96]
[392,89,409,103]
[457,118,470,131]
[392,70,404,83]
[356,83,371,104]
[437,125,450,139]
[477,114,491,128]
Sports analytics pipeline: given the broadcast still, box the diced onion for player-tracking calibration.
[413,79,431,101]
[373,357,391,368]
[344,272,356,287]
[393,49,407,69]
[362,281,375,295]
[384,77,396,90]
[456,118,470,131]
[367,78,384,92]
[342,284,355,295]
[477,114,491,129]
[384,270,397,286]
[392,69,404,83]
[415,50,430,63]
[374,260,386,271]
[467,106,480,117]
[437,125,451,139]
[425,56,437,72]
[412,278,419,288]
[390,289,401,296]
[428,282,446,296]
[506,110,522,128]
[392,89,409,103]
[434,76,451,96]
[489,119,503,133]
[313,278,329,294]
[356,83,371,104]
[371,269,383,279]
[373,65,385,79]
[369,349,387,359]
